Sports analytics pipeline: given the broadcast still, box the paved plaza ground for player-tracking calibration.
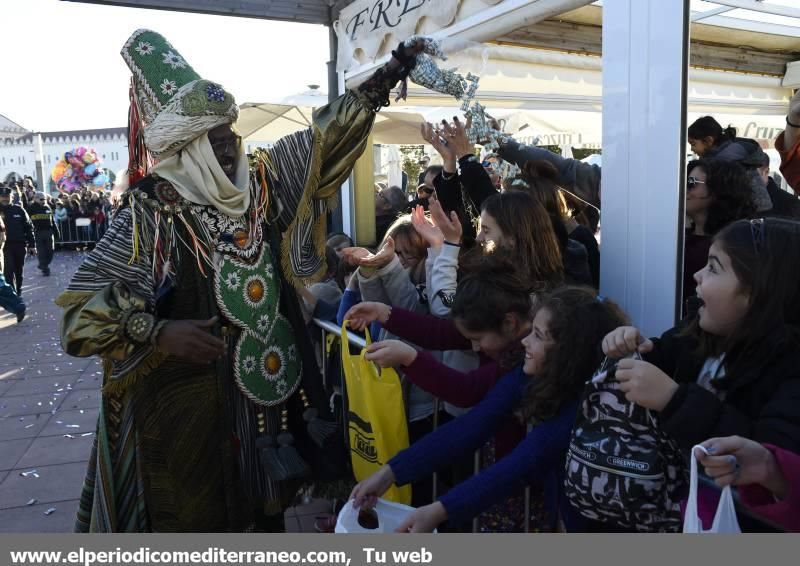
[0,251,100,533]
[0,251,331,534]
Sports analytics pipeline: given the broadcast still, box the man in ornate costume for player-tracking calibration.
[57,29,423,532]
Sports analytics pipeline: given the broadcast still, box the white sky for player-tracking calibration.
[1,0,330,132]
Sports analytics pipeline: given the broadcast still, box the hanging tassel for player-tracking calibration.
[129,197,140,264]
[175,211,212,277]
[300,388,337,448]
[277,408,310,480]
[151,210,161,281]
[256,435,288,482]
[127,79,149,186]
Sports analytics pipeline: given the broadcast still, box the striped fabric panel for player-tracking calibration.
[112,397,149,532]
[65,206,160,381]
[269,129,326,280]
[74,437,98,532]
[270,129,313,234]
[66,207,155,300]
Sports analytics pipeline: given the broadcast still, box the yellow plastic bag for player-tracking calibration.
[341,322,411,505]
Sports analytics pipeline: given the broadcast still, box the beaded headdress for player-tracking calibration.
[121,29,239,179]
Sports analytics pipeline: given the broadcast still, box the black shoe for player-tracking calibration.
[16,304,26,323]
[43,269,50,276]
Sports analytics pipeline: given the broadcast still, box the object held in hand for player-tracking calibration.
[465,102,507,151]
[358,508,380,530]
[335,498,436,533]
[405,36,480,111]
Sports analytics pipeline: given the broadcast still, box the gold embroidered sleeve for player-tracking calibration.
[311,89,377,202]
[58,281,160,361]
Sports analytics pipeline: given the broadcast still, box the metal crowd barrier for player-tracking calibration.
[56,217,109,246]
[311,318,533,533]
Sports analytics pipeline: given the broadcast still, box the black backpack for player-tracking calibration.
[564,356,688,532]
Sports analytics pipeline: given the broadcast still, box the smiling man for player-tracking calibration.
[56,29,423,533]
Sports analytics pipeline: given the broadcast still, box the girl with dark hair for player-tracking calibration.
[603,218,800,527]
[349,286,629,532]
[687,116,738,157]
[684,158,756,302]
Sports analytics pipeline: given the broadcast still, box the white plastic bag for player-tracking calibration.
[683,444,742,533]
[335,498,434,534]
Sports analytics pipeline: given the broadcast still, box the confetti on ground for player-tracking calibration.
[81,432,93,437]
[63,434,75,439]
[44,508,56,516]
[20,470,39,478]
[26,499,38,506]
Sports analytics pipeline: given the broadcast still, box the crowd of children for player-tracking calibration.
[300,95,800,533]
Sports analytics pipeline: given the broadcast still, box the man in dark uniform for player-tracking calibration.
[0,213,26,322]
[26,191,59,276]
[0,184,35,295]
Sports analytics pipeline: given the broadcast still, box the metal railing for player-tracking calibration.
[56,217,109,246]
[311,318,533,533]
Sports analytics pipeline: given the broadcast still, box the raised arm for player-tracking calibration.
[385,307,469,350]
[498,138,601,211]
[254,40,424,286]
[402,351,499,407]
[438,399,578,524]
[388,368,527,486]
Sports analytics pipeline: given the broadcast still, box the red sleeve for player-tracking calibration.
[737,444,800,532]
[384,307,471,351]
[776,132,800,192]
[402,351,501,408]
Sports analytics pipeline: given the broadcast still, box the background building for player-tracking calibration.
[0,113,126,192]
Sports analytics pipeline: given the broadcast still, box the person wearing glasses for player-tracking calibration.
[56,29,428,533]
[683,159,755,307]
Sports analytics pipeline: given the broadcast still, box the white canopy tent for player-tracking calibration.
[238,101,429,145]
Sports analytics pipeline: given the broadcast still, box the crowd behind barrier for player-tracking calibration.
[55,216,110,247]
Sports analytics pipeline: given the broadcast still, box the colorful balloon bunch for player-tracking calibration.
[51,147,110,193]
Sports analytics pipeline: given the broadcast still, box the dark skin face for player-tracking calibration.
[207,123,240,181]
[0,195,10,206]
